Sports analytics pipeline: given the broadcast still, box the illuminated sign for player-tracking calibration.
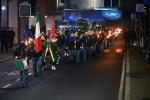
[102,10,122,20]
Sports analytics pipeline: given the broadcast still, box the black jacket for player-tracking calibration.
[29,42,42,57]
[57,35,66,48]
[69,37,81,50]
[13,43,30,64]
[82,35,92,47]
[91,34,97,46]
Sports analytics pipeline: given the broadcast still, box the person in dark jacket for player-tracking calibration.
[128,27,136,50]
[144,29,150,68]
[90,29,97,60]
[69,32,82,65]
[57,30,66,57]
[1,27,8,53]
[82,32,92,63]
[29,40,42,77]
[13,40,30,88]
[9,28,15,49]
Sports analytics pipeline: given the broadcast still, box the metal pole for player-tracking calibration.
[139,12,140,36]
[148,8,150,28]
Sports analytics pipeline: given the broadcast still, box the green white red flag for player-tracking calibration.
[34,9,42,53]
[50,17,55,41]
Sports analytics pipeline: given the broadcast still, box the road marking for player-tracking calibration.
[28,73,32,76]
[15,79,20,82]
[125,50,130,100]
[116,49,122,53]
[104,49,110,53]
[7,71,19,76]
[0,72,8,76]
[118,53,126,100]
[2,84,12,88]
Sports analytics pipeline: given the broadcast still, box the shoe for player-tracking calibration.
[52,65,56,70]
[20,85,24,88]
[24,85,29,88]
[56,63,59,66]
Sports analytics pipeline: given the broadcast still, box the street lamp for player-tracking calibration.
[2,6,5,10]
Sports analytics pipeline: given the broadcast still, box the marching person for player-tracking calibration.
[90,29,97,60]
[73,32,82,65]
[82,31,92,63]
[57,30,66,58]
[51,35,59,70]
[68,31,82,65]
[29,40,42,77]
[13,40,30,88]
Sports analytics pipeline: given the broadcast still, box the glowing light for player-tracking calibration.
[2,6,5,10]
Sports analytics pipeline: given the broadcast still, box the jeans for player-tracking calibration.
[73,49,81,63]
[60,45,65,57]
[69,49,81,63]
[19,69,28,85]
[91,45,96,53]
[99,42,104,54]
[32,56,42,75]
[83,46,91,62]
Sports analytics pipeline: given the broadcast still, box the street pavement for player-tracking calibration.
[0,38,150,100]
[125,42,150,100]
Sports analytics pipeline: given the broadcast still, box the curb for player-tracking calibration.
[118,52,126,100]
[125,50,130,100]
[0,57,14,64]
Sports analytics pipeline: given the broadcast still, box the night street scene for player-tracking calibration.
[0,0,150,100]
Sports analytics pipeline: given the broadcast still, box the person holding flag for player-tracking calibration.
[30,8,43,77]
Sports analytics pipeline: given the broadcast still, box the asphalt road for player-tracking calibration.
[0,38,125,100]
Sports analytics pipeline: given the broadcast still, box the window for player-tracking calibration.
[112,0,119,7]
[104,0,111,7]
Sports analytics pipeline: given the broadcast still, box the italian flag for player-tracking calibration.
[34,9,42,53]
[50,16,55,41]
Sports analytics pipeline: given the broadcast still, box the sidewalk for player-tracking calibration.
[0,45,18,63]
[126,42,150,100]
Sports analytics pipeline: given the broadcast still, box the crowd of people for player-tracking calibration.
[0,27,15,53]
[13,25,124,88]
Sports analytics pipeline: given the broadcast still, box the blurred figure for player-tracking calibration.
[128,27,136,50]
[139,27,145,47]
[144,28,150,68]
[9,28,15,49]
